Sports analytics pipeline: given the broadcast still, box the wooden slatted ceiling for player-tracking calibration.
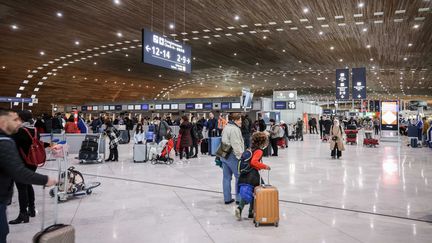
[0,0,431,112]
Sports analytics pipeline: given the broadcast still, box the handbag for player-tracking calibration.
[215,142,232,159]
[332,136,338,141]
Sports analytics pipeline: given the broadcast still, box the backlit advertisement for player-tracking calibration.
[381,101,398,130]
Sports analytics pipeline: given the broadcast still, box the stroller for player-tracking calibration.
[150,139,174,165]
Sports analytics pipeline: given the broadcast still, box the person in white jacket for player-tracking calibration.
[220,113,244,204]
[134,123,145,144]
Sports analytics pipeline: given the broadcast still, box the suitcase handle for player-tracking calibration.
[259,170,270,187]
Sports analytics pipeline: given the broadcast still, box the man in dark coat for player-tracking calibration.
[179,116,192,161]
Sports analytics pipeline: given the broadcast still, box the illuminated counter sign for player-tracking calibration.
[335,69,349,100]
[142,29,191,73]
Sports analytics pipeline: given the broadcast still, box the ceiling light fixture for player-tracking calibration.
[74,41,80,45]
[403,57,408,61]
[319,31,323,35]
[39,51,45,56]
[339,59,343,62]
[413,24,419,29]
[303,8,309,13]
[330,46,334,50]
[263,36,267,39]
[408,43,413,47]
[362,28,367,32]
[370,58,374,61]
[116,32,123,37]
[366,44,371,48]
[208,41,212,45]
[358,3,364,8]
[11,24,18,30]
[169,23,175,29]
[56,12,63,17]
[234,15,240,21]
[113,0,121,5]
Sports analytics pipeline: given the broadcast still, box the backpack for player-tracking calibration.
[238,149,253,175]
[19,128,46,167]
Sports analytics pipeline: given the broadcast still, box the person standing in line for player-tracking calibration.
[241,114,252,149]
[9,111,50,225]
[206,112,218,137]
[268,119,281,156]
[258,114,266,132]
[220,113,244,204]
[319,116,324,139]
[104,121,120,162]
[77,113,88,134]
[373,117,380,136]
[134,123,145,144]
[0,109,57,243]
[51,112,63,134]
[330,119,345,159]
[312,117,318,134]
[190,116,199,158]
[64,116,80,133]
[155,117,170,143]
[179,116,192,162]
[217,114,227,137]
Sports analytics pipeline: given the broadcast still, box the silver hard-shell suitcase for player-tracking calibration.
[133,143,147,162]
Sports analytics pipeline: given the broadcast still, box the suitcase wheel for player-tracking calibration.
[275,222,279,227]
[86,189,92,195]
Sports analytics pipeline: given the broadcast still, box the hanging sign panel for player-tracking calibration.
[336,69,349,100]
[352,67,367,99]
[274,101,287,110]
[287,101,296,110]
[142,29,191,73]
[381,101,398,131]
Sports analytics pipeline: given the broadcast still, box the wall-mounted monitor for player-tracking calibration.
[134,105,141,110]
[115,105,122,111]
[93,106,98,111]
[163,104,170,110]
[221,102,230,110]
[231,103,241,109]
[195,103,203,109]
[103,105,109,111]
[141,104,149,110]
[186,103,195,109]
[178,104,186,110]
[171,104,179,110]
[109,105,115,111]
[274,101,287,110]
[127,105,134,110]
[155,104,162,110]
[203,103,213,110]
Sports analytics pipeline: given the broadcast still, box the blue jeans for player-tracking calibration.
[221,153,240,202]
[0,204,8,243]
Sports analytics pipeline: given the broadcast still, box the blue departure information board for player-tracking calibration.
[142,29,191,73]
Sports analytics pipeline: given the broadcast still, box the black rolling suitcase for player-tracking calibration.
[78,135,101,163]
[200,138,209,154]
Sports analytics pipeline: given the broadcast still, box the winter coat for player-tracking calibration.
[179,121,193,147]
[157,120,171,140]
[221,122,245,159]
[65,122,80,133]
[330,125,345,151]
[190,123,199,146]
[269,124,282,139]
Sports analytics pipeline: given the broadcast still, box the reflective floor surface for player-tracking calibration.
[7,133,432,243]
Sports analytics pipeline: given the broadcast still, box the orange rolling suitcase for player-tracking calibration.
[253,171,279,227]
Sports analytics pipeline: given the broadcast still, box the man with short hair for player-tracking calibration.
[0,109,57,243]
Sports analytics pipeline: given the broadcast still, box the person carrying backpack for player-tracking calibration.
[235,132,270,220]
[10,110,50,224]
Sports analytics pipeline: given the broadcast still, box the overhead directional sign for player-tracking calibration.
[352,67,367,99]
[142,28,191,73]
[336,69,349,100]
[0,97,33,103]
[287,101,297,110]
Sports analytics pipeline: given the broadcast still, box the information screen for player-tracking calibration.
[155,104,162,110]
[203,103,213,109]
[186,103,195,109]
[93,106,98,111]
[127,105,134,110]
[221,102,230,110]
[141,104,149,110]
[171,104,179,110]
[115,105,122,111]
[109,105,115,111]
[231,103,241,109]
[381,101,398,130]
[274,101,287,110]
[195,103,203,109]
[134,105,141,110]
[103,105,109,111]
[81,106,87,111]
[163,104,170,110]
[142,29,191,73]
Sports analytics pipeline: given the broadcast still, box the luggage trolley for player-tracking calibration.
[50,141,101,202]
[78,134,104,163]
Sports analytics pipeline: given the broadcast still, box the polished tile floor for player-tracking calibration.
[7,133,432,243]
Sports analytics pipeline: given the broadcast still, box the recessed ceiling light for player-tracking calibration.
[319,31,323,35]
[366,44,371,48]
[93,62,97,65]
[208,41,211,45]
[408,43,413,47]
[11,24,18,30]
[234,15,240,21]
[1,66,5,69]
[403,57,408,61]
[74,40,80,45]
[169,23,175,29]
[39,51,45,56]
[263,36,267,39]
[113,0,121,5]
[339,59,343,62]
[56,12,63,17]
[298,60,302,63]
[413,24,419,29]
[358,3,364,8]
[233,53,237,56]
[330,46,334,50]
[303,8,309,13]
[370,58,374,61]
[117,32,123,37]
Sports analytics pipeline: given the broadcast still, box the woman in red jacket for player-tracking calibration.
[235,132,270,220]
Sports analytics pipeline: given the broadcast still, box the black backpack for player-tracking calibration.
[238,149,253,175]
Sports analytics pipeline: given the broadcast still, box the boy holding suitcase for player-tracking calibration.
[235,132,270,220]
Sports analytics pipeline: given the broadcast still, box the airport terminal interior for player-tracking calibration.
[1,0,432,242]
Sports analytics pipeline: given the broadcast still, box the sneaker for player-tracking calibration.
[224,199,235,205]
[235,207,242,221]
